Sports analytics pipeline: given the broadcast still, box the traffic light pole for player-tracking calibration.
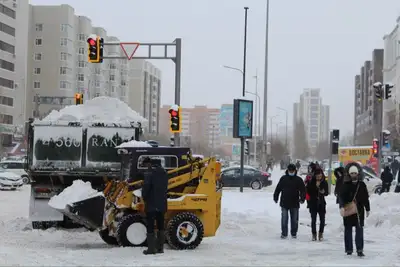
[378,97,384,177]
[100,39,182,146]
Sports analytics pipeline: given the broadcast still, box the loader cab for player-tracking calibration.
[117,146,191,182]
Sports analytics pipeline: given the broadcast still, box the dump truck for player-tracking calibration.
[25,118,142,229]
[53,146,222,250]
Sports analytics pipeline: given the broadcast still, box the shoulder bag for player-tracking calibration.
[342,183,360,217]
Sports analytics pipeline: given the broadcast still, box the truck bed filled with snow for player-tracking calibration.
[48,180,103,210]
[116,140,152,148]
[35,96,147,127]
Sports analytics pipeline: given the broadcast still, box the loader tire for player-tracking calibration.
[166,212,204,250]
[99,229,118,246]
[116,214,147,247]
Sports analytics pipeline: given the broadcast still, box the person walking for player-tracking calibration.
[141,157,168,255]
[334,166,345,204]
[339,162,370,257]
[306,168,328,241]
[380,166,393,194]
[273,163,306,239]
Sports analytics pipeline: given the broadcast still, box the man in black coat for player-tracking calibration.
[339,163,370,257]
[142,157,168,255]
[334,166,345,204]
[380,166,393,194]
[273,163,306,239]
[306,168,328,241]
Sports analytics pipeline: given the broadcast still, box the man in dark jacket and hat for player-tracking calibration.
[274,163,306,239]
[142,157,168,255]
[339,162,370,257]
[380,166,393,194]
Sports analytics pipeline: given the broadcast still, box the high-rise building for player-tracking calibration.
[25,4,161,133]
[353,49,383,145]
[383,17,400,135]
[159,105,220,150]
[0,0,29,144]
[293,88,330,151]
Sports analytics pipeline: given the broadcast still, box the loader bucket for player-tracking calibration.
[58,195,106,231]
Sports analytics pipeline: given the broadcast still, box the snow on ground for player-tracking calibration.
[35,96,147,126]
[1,182,400,265]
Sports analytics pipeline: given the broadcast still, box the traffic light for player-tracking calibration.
[245,139,249,155]
[385,83,394,99]
[75,93,83,105]
[87,37,103,63]
[169,105,181,133]
[331,129,339,155]
[372,138,379,158]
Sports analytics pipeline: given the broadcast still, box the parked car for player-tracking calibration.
[220,165,272,190]
[0,160,30,184]
[362,169,387,194]
[0,169,24,190]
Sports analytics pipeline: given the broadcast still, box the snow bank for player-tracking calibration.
[35,96,147,127]
[116,140,152,148]
[48,180,103,209]
[366,193,400,230]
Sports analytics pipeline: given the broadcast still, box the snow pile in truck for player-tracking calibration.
[37,96,147,126]
[48,180,103,210]
[116,140,152,148]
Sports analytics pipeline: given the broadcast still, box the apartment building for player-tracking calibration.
[159,105,220,151]
[353,49,384,145]
[293,88,330,151]
[25,4,161,133]
[0,0,29,144]
[383,17,400,135]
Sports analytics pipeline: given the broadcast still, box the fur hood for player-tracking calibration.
[344,161,364,181]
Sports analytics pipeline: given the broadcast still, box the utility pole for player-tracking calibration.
[262,0,270,171]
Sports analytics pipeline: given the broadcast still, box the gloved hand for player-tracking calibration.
[340,208,345,217]
[366,211,370,218]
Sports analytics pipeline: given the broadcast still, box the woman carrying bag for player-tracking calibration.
[339,162,370,257]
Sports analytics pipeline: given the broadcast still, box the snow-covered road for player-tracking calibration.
[0,168,399,266]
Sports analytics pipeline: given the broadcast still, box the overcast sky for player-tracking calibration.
[31,0,400,134]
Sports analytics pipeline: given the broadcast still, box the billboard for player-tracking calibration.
[233,99,253,138]
[219,104,233,133]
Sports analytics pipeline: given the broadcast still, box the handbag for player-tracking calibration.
[342,184,359,217]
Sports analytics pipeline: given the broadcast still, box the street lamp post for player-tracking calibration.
[245,90,260,164]
[262,0,270,172]
[268,115,278,142]
[277,107,288,151]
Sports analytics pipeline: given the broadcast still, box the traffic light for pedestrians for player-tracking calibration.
[372,138,379,158]
[169,105,181,133]
[373,82,383,100]
[385,83,393,99]
[75,93,83,105]
[87,36,103,63]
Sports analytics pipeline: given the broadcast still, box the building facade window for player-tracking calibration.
[0,40,14,54]
[78,33,85,41]
[77,74,84,81]
[33,81,40,89]
[35,23,43,31]
[35,38,42,46]
[78,47,84,55]
[0,4,15,19]
[0,59,14,71]
[0,114,13,124]
[60,38,68,46]
[34,53,42,61]
[0,77,13,89]
[0,22,15,36]
[0,96,13,106]
[33,67,41,74]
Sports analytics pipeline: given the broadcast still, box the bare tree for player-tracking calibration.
[314,139,330,160]
[271,139,286,163]
[293,119,310,160]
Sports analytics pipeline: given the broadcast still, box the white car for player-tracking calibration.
[363,169,384,194]
[0,160,30,184]
[0,170,24,190]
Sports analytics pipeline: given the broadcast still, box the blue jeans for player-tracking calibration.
[281,208,299,237]
[344,225,364,252]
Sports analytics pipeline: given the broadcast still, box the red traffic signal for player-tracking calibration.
[169,107,181,133]
[88,38,96,46]
[372,139,379,157]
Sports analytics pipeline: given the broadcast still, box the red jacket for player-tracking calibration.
[304,175,312,200]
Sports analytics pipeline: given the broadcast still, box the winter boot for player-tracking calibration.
[312,234,317,241]
[318,232,324,241]
[280,234,287,239]
[357,251,365,257]
[346,251,352,255]
[156,230,165,253]
[143,233,157,255]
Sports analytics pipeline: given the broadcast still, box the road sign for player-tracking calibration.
[120,42,140,60]
[382,151,400,156]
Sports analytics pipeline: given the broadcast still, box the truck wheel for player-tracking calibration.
[166,212,204,250]
[99,228,118,245]
[21,175,30,184]
[116,214,147,247]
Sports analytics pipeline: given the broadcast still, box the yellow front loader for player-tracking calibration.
[56,147,222,250]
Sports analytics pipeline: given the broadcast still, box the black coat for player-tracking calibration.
[381,168,393,184]
[306,176,328,213]
[273,171,306,209]
[334,167,345,203]
[142,165,168,213]
[339,180,370,227]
